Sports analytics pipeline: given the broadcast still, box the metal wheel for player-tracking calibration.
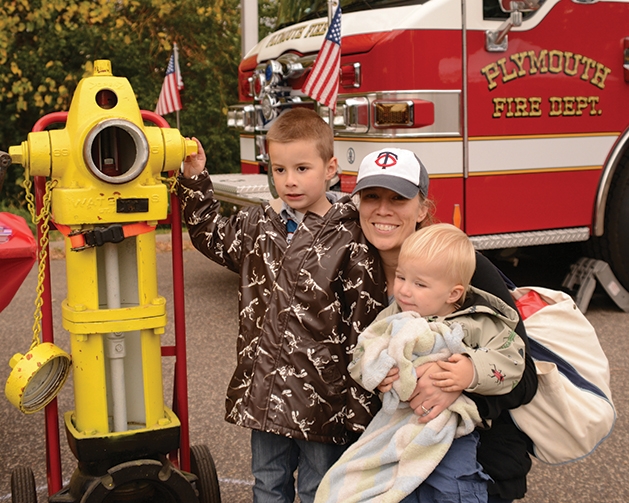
[11,466,37,503]
[591,152,629,290]
[190,444,221,503]
[79,459,199,503]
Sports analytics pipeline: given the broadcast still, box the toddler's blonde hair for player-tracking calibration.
[399,223,476,301]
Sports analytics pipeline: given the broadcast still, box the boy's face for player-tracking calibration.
[269,139,337,216]
[393,257,464,317]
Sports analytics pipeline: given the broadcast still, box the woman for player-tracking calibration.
[352,148,538,503]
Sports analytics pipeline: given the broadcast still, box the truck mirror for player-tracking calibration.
[489,0,543,51]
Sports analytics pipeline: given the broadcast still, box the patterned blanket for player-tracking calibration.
[315,311,481,503]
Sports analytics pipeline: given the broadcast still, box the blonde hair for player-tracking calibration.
[417,196,436,229]
[266,108,334,163]
[399,223,476,296]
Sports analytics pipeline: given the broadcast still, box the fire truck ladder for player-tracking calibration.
[562,258,629,314]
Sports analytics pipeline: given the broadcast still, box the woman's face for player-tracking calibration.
[358,187,428,255]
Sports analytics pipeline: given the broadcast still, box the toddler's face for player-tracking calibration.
[393,258,462,317]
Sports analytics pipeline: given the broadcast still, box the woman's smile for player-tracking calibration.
[373,223,399,232]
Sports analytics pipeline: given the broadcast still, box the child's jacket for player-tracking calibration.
[373,286,525,395]
[178,172,388,444]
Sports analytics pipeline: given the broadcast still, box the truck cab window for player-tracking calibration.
[483,0,545,20]
[483,0,510,19]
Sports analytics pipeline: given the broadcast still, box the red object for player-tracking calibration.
[515,290,550,321]
[168,192,191,471]
[234,0,629,247]
[302,5,341,112]
[155,49,183,116]
[32,113,67,496]
[0,212,36,313]
[464,169,601,236]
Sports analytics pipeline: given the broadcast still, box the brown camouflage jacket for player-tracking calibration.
[178,171,387,444]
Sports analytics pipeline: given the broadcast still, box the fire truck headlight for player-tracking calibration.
[374,102,412,127]
[265,60,283,86]
[227,108,244,129]
[227,105,256,132]
[252,72,266,100]
[242,105,256,132]
[373,100,435,129]
[261,95,278,121]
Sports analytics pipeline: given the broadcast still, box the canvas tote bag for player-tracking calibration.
[509,286,616,465]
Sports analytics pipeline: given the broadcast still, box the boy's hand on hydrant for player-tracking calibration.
[183,137,206,178]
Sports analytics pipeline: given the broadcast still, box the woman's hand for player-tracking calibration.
[182,137,206,178]
[376,367,399,393]
[408,362,462,423]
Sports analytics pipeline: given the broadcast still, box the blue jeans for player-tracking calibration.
[399,432,490,503]
[251,429,349,503]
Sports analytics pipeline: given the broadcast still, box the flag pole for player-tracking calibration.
[174,42,181,130]
[301,0,341,130]
[327,0,336,133]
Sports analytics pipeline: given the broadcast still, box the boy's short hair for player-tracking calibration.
[266,108,334,162]
[400,223,476,290]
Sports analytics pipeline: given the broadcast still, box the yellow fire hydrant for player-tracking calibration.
[8,60,200,502]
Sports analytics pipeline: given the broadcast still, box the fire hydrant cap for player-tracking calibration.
[93,60,113,76]
[5,342,72,414]
[8,144,25,166]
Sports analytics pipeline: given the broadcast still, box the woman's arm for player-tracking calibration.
[465,252,538,420]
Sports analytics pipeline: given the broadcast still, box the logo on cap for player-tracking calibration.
[375,151,398,169]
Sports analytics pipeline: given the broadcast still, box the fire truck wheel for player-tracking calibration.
[190,444,222,503]
[595,152,629,290]
[11,466,37,503]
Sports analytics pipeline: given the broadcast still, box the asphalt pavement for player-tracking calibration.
[0,236,627,502]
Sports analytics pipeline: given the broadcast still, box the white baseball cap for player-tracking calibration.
[351,148,429,199]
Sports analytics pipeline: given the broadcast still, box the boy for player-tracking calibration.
[177,108,388,503]
[316,223,524,503]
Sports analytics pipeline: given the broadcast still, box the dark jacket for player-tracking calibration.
[178,171,388,445]
[468,253,538,500]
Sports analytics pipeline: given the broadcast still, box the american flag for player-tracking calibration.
[155,45,184,116]
[301,4,341,112]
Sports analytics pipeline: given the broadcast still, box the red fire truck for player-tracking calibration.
[226,0,629,292]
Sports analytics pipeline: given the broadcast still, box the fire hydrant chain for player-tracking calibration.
[23,173,58,349]
[161,173,179,193]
